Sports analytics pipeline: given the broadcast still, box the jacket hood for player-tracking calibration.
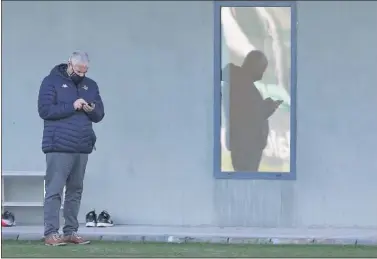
[50,63,70,79]
[221,63,241,83]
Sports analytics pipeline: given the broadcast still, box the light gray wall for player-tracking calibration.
[2,1,377,228]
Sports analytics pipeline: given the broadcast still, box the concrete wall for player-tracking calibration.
[2,1,377,228]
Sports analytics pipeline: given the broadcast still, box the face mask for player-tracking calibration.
[70,72,85,85]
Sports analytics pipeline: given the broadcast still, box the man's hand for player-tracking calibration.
[265,97,283,107]
[83,103,95,113]
[73,98,87,110]
[264,98,283,118]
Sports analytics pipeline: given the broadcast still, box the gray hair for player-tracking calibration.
[69,51,89,66]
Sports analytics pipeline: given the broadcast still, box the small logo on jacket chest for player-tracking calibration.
[82,85,88,91]
[62,84,68,88]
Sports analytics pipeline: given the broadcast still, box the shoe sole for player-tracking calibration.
[85,222,97,227]
[2,219,16,227]
[97,222,114,227]
[45,242,67,246]
[76,240,91,245]
[65,240,91,245]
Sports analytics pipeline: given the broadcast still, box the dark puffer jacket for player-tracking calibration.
[38,64,104,154]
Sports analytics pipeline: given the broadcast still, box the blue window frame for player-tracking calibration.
[213,1,297,180]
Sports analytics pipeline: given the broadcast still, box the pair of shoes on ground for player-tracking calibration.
[1,211,16,227]
[45,232,90,246]
[85,210,114,227]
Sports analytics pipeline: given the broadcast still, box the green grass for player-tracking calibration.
[3,240,377,258]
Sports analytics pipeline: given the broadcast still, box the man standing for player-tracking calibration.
[38,51,105,246]
[227,51,282,171]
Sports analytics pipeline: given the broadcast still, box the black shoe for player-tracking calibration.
[1,211,16,227]
[85,210,97,227]
[97,211,114,227]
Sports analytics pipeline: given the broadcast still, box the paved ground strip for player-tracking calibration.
[3,225,377,246]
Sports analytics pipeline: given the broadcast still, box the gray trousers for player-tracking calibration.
[44,153,88,237]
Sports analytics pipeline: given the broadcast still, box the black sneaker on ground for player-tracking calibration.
[85,210,97,227]
[1,211,16,227]
[97,211,114,227]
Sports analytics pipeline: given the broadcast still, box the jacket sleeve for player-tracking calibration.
[38,77,75,120]
[86,83,105,123]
